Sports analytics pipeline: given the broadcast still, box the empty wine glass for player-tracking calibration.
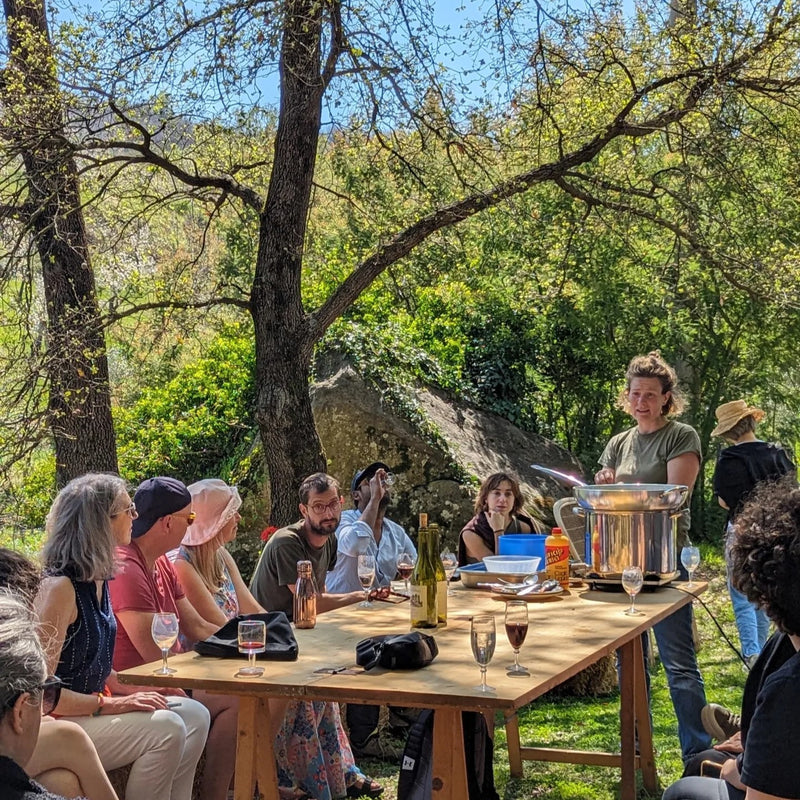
[440,551,458,595]
[380,471,396,487]
[396,551,415,596]
[681,545,701,588]
[505,601,530,676]
[621,566,644,616]
[357,554,376,608]
[151,612,179,675]
[236,620,266,677]
[471,614,496,692]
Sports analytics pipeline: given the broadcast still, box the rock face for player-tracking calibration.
[311,366,582,547]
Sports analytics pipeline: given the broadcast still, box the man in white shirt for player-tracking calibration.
[327,461,418,760]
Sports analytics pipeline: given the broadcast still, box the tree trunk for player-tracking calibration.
[2,0,118,484]
[251,0,327,524]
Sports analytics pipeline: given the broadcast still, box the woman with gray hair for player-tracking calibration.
[0,591,70,799]
[34,473,211,800]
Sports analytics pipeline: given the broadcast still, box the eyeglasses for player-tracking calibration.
[112,502,138,519]
[171,511,196,525]
[307,499,342,515]
[3,676,62,717]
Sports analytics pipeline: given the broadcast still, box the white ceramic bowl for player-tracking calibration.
[482,555,541,574]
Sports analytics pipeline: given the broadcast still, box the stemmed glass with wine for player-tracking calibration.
[357,554,376,608]
[396,552,415,596]
[505,601,530,676]
[621,565,644,616]
[681,545,701,589]
[470,614,496,692]
[236,620,266,677]
[440,551,458,596]
[151,612,179,675]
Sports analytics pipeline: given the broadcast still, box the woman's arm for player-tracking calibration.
[173,557,230,628]
[460,529,494,561]
[667,451,701,489]
[221,549,265,615]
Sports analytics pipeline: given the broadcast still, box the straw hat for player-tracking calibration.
[183,479,241,546]
[711,400,765,437]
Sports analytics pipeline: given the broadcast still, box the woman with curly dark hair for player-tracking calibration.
[664,477,800,800]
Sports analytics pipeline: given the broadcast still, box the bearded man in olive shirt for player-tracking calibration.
[250,473,363,619]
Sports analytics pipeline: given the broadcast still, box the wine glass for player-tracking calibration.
[681,545,701,588]
[151,612,179,675]
[470,614,496,692]
[380,472,396,487]
[396,552,415,596]
[621,566,644,616]
[357,554,376,608]
[505,601,529,676]
[440,551,458,595]
[236,620,266,677]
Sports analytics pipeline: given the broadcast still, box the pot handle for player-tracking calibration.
[660,486,689,501]
[572,505,586,517]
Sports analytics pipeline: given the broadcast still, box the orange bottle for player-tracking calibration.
[545,527,570,590]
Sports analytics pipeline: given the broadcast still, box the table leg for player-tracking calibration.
[632,635,657,794]
[235,696,279,800]
[432,708,469,799]
[618,638,637,800]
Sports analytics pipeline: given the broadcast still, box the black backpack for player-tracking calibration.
[397,709,500,800]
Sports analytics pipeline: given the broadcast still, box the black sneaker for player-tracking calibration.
[351,732,403,763]
[701,703,741,741]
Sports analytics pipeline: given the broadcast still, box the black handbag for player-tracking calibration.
[193,611,299,661]
[355,631,438,671]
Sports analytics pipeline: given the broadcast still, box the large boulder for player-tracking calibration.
[311,366,581,547]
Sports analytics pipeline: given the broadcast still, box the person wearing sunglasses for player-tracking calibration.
[35,473,211,800]
[108,477,237,800]
[0,591,72,800]
[0,547,119,800]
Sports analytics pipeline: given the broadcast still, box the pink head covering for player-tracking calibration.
[183,479,241,547]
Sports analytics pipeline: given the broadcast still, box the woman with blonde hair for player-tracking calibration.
[172,478,383,800]
[34,473,210,800]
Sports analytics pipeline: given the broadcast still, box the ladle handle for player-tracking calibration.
[530,464,587,487]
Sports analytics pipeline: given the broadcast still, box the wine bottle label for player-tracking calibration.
[436,580,447,626]
[410,582,437,628]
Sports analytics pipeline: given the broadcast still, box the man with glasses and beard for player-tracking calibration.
[250,473,364,619]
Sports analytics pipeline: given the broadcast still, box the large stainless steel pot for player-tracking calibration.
[530,466,688,580]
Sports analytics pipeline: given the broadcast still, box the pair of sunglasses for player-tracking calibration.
[2,675,62,717]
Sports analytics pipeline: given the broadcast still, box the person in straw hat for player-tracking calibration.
[712,399,796,667]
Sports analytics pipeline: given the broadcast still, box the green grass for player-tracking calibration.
[364,549,750,799]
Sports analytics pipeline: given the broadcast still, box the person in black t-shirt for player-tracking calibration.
[664,477,800,800]
[712,399,796,665]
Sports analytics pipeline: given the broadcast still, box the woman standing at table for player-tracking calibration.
[172,478,383,800]
[34,473,210,800]
[458,472,537,565]
[595,351,710,762]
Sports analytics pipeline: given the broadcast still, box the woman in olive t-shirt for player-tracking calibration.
[594,351,710,762]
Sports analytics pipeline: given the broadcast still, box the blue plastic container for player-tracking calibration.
[497,533,547,564]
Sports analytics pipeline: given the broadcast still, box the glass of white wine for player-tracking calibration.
[236,620,266,677]
[471,614,496,692]
[357,554,376,608]
[440,551,458,595]
[681,545,701,588]
[621,566,644,616]
[151,612,179,675]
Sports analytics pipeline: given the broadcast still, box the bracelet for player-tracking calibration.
[92,692,105,717]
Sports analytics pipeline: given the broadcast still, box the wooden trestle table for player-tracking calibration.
[118,580,706,800]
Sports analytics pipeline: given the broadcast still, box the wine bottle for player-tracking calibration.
[293,560,318,628]
[428,523,447,626]
[410,513,438,628]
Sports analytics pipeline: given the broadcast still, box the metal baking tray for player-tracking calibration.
[456,563,548,589]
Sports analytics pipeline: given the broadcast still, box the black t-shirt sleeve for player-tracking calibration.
[741,661,800,798]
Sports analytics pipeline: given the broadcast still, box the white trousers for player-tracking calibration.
[62,698,210,800]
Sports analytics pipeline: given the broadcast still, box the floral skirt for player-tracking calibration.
[275,700,364,800]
